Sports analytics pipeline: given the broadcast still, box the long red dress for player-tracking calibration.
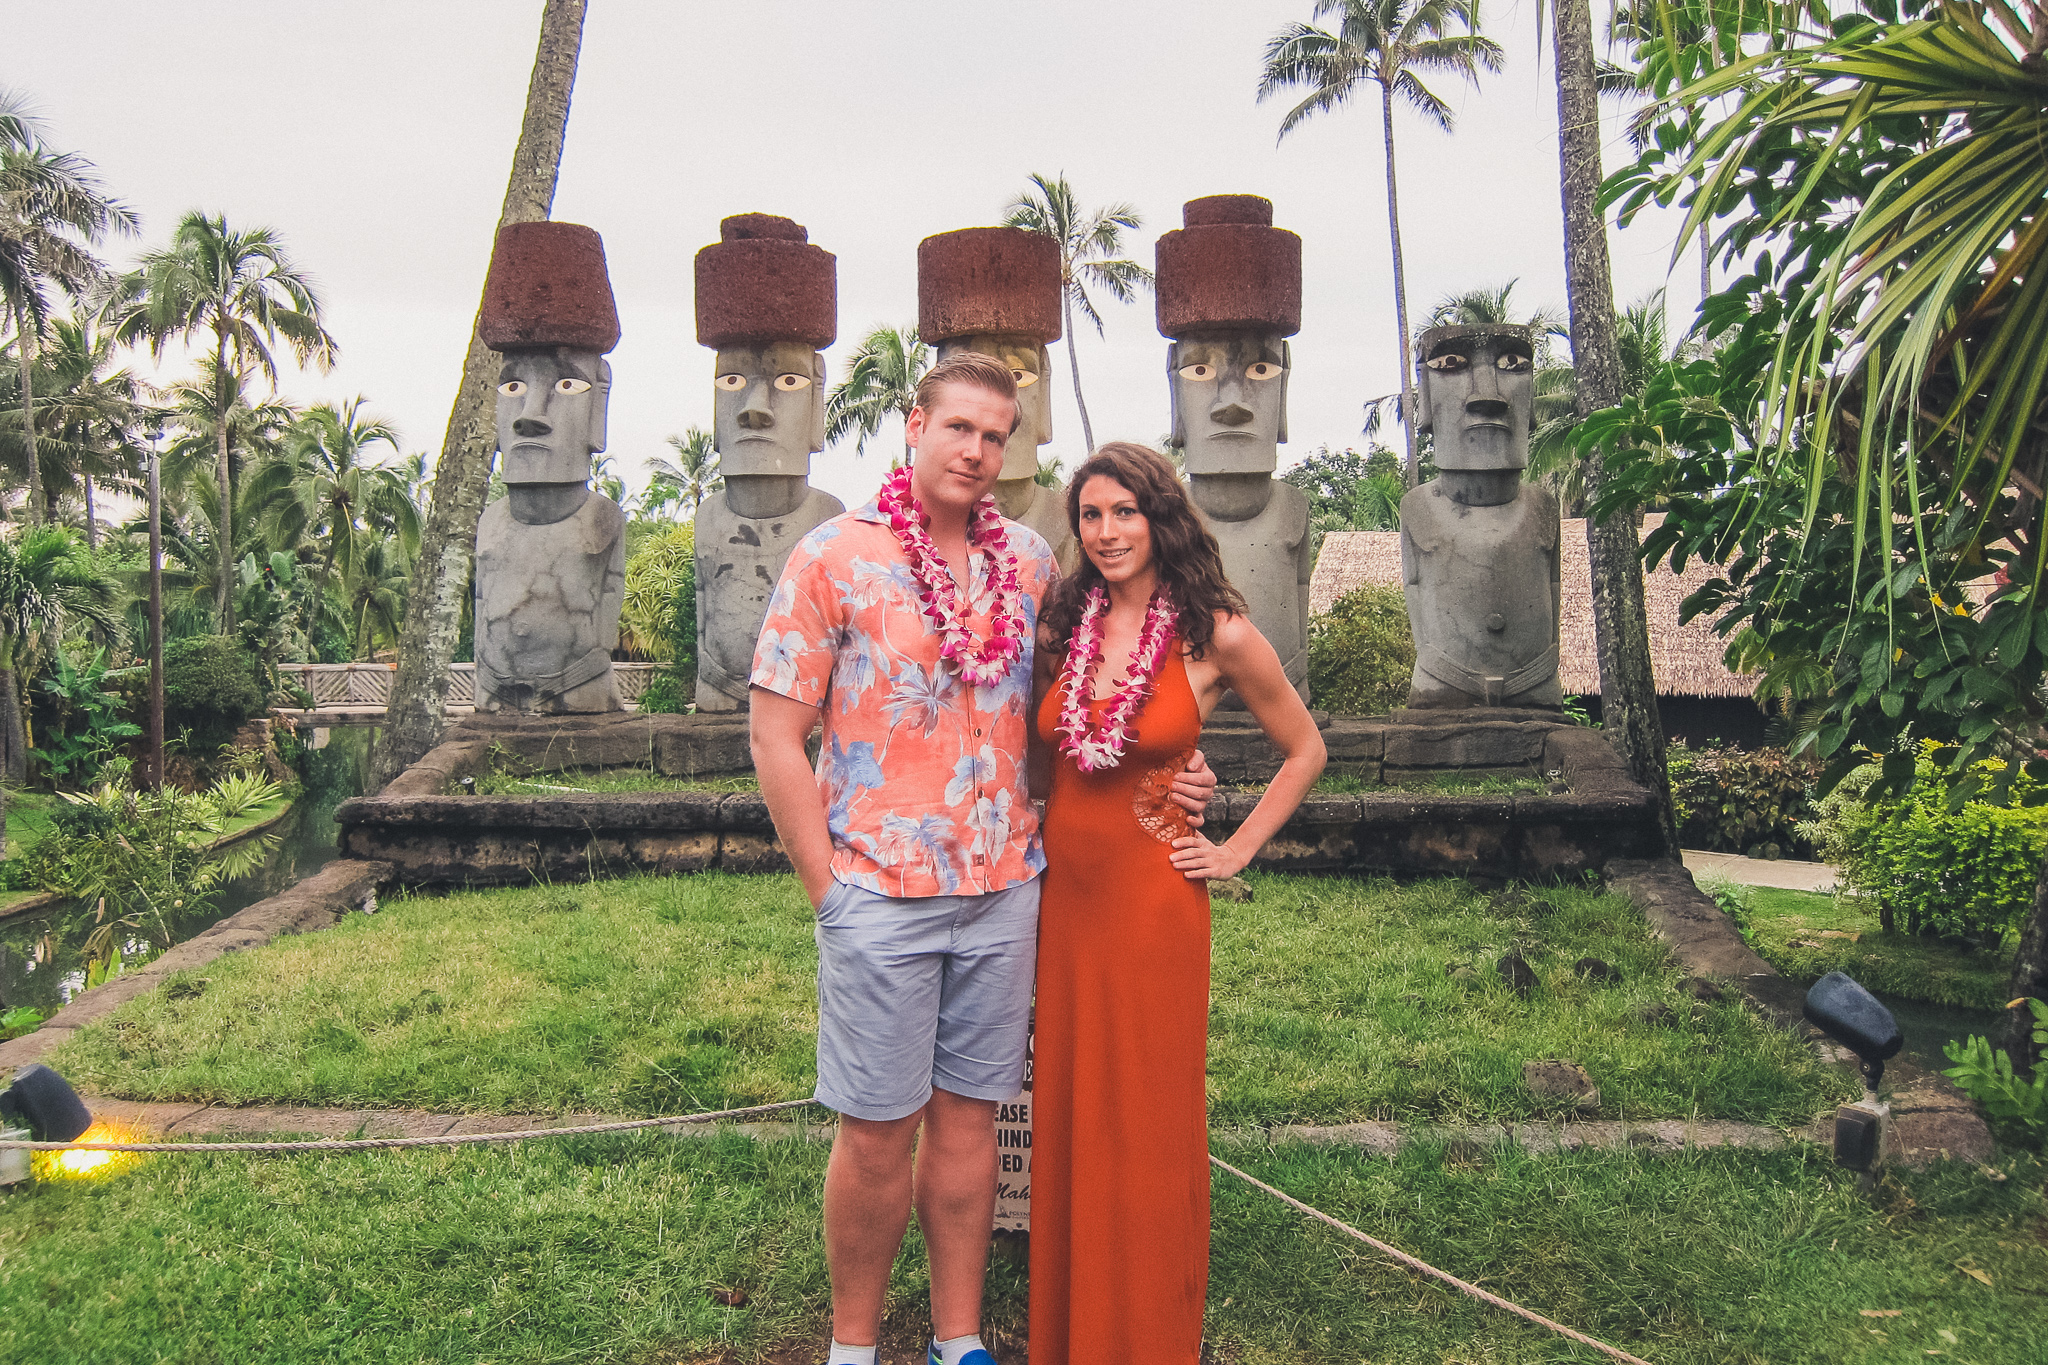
[1030,646,1210,1363]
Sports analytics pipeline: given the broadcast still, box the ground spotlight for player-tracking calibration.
[1802,972,1902,1179]
[0,1064,94,1186]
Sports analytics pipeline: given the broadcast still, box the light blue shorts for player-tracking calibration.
[813,876,1041,1122]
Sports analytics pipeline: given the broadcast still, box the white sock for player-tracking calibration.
[828,1343,879,1365]
[934,1334,987,1365]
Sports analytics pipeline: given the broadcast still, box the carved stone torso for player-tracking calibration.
[1399,481,1562,709]
[474,493,627,714]
[1197,478,1311,702]
[695,485,846,711]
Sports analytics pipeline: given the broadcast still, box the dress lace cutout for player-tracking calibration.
[1133,747,1196,845]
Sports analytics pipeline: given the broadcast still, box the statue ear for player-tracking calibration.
[591,357,612,454]
[1167,342,1186,448]
[1277,339,1291,446]
[809,350,827,455]
[1413,362,1433,436]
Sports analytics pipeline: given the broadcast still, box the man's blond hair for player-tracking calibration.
[913,351,1022,436]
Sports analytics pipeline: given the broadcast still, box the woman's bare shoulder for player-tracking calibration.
[1207,610,1265,654]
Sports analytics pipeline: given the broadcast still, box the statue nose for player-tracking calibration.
[1210,401,1255,427]
[512,413,553,438]
[737,384,775,429]
[1465,396,1510,421]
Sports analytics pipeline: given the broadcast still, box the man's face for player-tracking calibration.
[1169,333,1288,475]
[1417,333,1535,471]
[495,348,609,484]
[903,380,1014,521]
[713,341,827,476]
[938,335,1050,481]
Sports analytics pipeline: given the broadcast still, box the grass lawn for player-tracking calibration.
[476,768,760,795]
[0,1134,2040,1364]
[1720,883,2013,1012]
[3,786,60,848]
[48,873,1852,1124]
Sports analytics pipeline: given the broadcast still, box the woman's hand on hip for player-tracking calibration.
[1169,832,1248,881]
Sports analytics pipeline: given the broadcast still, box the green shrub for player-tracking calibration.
[622,524,696,712]
[637,670,689,715]
[1307,584,1414,715]
[1837,751,2048,940]
[162,635,266,752]
[1667,742,1819,855]
[1944,998,2048,1148]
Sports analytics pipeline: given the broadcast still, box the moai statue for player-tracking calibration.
[473,222,627,715]
[1155,195,1310,703]
[917,226,1073,563]
[693,214,846,712]
[1399,324,1562,710]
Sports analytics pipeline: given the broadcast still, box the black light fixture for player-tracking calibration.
[1803,972,1903,1177]
[1,1064,93,1144]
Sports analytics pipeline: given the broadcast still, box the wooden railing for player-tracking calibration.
[274,662,666,712]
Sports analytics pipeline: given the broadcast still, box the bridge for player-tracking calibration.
[272,662,668,724]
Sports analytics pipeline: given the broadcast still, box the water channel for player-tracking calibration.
[0,726,374,1016]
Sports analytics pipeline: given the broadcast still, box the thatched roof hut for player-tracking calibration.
[1310,513,1757,704]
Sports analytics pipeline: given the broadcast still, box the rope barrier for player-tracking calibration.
[1209,1153,1655,1365]
[0,1098,822,1153]
[8,1100,1649,1362]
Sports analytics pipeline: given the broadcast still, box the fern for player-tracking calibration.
[1943,998,2048,1145]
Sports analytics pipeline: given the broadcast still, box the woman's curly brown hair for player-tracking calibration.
[1041,442,1248,659]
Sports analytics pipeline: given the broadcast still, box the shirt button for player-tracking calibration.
[973,854,985,866]
[975,728,983,737]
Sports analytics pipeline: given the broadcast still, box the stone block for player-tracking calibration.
[1544,726,1627,775]
[1321,718,1384,764]
[720,833,792,874]
[1381,721,1550,770]
[652,718,753,777]
[718,794,778,834]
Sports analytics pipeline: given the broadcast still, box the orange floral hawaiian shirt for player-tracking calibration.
[750,500,1056,899]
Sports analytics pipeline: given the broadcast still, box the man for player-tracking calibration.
[750,352,1212,1365]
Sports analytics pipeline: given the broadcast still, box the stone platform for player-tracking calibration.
[339,708,1662,888]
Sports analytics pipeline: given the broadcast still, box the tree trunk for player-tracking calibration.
[1699,223,1711,307]
[16,308,42,528]
[2003,863,2048,1076]
[215,331,235,633]
[1381,84,1419,488]
[1063,290,1095,455]
[0,658,24,785]
[1553,0,1679,858]
[83,474,95,549]
[145,448,164,791]
[371,0,586,789]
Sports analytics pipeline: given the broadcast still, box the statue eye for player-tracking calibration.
[1245,362,1282,381]
[774,373,812,391]
[497,380,526,397]
[1012,369,1039,388]
[1424,354,1469,372]
[1177,363,1216,382]
[1496,354,1531,373]
[555,377,591,395]
[716,374,748,392]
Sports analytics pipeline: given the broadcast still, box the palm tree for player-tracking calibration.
[645,426,721,517]
[377,0,587,788]
[1258,0,1504,487]
[261,399,419,613]
[1550,0,1676,855]
[108,211,336,631]
[1002,174,1153,453]
[341,531,410,658]
[0,314,151,538]
[0,94,137,526]
[826,324,928,462]
[0,525,123,781]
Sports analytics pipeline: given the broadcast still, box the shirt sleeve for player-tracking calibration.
[749,529,844,706]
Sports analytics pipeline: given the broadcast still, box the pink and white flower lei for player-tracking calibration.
[1054,586,1179,772]
[877,465,1026,687]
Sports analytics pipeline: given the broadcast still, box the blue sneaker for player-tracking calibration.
[928,1344,997,1365]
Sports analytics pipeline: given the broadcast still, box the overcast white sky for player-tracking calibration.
[16,0,1696,512]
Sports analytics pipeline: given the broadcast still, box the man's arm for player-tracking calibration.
[750,686,837,910]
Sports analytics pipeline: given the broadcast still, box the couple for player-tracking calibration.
[749,351,1325,1365]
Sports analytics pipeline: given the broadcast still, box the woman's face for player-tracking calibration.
[1077,475,1154,586]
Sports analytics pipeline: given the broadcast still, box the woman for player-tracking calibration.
[1027,443,1325,1363]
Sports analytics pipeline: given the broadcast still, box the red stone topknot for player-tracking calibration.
[1155,194,1302,339]
[695,213,837,349]
[479,222,621,353]
[917,227,1063,344]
